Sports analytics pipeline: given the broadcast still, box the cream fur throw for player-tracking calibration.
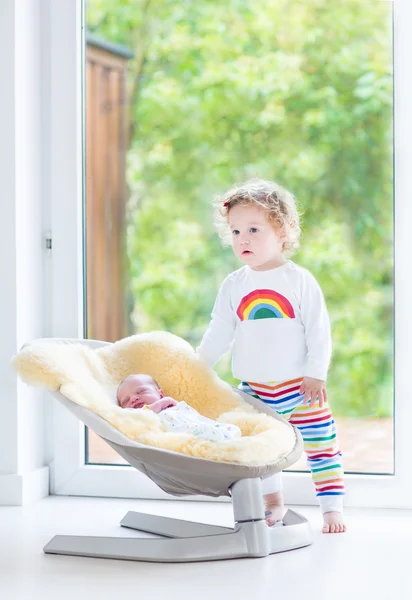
[13,331,296,466]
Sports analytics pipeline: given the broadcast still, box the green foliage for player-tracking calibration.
[87,0,393,417]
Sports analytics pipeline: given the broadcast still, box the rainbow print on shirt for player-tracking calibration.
[236,289,295,320]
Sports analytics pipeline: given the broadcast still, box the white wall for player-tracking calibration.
[0,0,50,504]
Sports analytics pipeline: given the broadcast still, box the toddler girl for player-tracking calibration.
[197,179,346,533]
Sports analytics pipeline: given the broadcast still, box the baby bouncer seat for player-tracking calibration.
[13,332,313,562]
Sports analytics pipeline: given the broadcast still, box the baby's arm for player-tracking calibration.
[197,276,236,367]
[149,397,178,413]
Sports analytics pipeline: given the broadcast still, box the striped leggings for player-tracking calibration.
[239,378,345,513]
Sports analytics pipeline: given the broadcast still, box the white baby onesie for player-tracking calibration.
[158,402,241,442]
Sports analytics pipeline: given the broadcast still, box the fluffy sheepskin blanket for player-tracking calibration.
[13,331,296,466]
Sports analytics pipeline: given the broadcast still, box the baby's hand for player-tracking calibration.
[299,377,327,408]
[161,396,178,409]
[150,396,178,413]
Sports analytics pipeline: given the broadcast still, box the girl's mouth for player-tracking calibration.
[242,250,253,255]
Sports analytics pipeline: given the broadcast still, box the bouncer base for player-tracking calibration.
[43,479,313,562]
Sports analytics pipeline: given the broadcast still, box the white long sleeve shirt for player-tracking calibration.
[197,261,332,383]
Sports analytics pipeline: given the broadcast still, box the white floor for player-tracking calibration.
[1,496,411,600]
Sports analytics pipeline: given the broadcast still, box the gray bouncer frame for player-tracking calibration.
[44,478,312,562]
[35,338,313,562]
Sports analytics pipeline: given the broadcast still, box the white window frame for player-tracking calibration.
[48,0,411,508]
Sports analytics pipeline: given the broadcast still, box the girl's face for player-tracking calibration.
[228,204,286,271]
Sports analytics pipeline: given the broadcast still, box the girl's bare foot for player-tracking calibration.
[322,511,346,533]
[263,491,285,527]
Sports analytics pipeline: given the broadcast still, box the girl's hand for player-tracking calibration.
[299,377,327,408]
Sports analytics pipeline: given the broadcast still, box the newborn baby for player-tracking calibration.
[117,374,241,442]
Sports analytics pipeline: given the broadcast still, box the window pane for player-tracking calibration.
[85,0,393,475]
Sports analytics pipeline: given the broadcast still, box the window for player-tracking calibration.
[49,0,412,508]
[85,0,394,476]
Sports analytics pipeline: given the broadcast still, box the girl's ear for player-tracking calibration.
[158,388,165,398]
[277,224,287,240]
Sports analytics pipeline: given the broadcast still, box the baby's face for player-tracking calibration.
[117,375,163,409]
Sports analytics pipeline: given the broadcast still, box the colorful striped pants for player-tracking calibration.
[239,378,345,513]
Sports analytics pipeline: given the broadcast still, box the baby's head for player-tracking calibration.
[117,374,163,410]
[215,179,301,259]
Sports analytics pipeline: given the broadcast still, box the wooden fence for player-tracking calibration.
[85,35,133,342]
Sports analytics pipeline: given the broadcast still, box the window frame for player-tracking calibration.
[48,0,412,508]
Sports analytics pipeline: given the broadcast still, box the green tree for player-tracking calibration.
[87,0,393,417]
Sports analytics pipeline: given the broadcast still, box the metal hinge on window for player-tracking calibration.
[45,232,52,251]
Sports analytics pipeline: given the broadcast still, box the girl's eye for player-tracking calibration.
[232,230,239,236]
[250,228,258,233]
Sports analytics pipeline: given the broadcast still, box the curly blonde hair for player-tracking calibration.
[214,178,301,256]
